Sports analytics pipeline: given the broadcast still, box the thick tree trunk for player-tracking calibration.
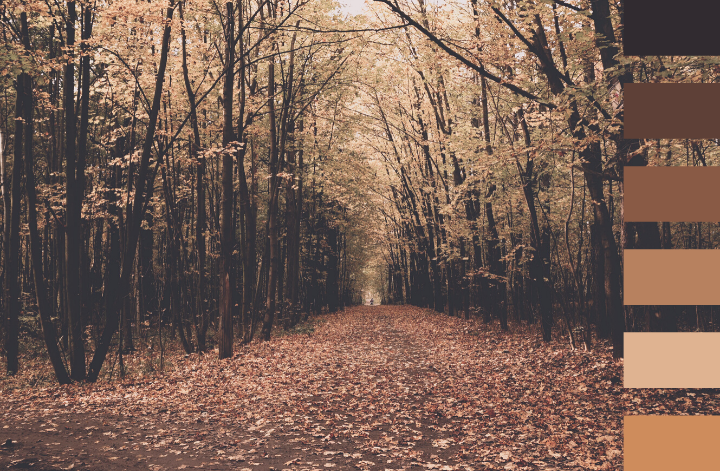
[588,0,628,358]
[580,141,623,357]
[218,0,236,359]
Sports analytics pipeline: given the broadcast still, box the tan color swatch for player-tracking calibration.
[624,83,720,139]
[624,249,720,305]
[624,332,720,388]
[625,416,720,470]
[624,166,720,222]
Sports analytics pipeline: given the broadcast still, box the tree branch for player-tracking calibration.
[372,0,556,108]
[551,0,584,12]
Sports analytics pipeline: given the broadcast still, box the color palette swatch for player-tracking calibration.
[625,416,720,470]
[624,250,720,305]
[624,0,720,56]
[624,84,720,139]
[624,333,720,388]
[624,166,720,221]
[622,6,720,464]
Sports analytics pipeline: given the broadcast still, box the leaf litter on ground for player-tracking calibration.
[2,305,720,470]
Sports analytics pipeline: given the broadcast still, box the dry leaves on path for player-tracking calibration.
[2,305,719,470]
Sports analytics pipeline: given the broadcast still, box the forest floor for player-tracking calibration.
[2,305,720,471]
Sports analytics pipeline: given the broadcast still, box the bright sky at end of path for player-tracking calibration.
[339,0,368,15]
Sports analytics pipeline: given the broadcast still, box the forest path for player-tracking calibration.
[2,305,700,471]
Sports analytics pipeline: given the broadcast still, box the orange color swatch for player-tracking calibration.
[625,416,720,470]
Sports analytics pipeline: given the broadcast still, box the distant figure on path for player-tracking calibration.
[370,297,374,306]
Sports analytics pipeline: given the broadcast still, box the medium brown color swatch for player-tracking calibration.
[624,333,720,388]
[624,166,720,222]
[625,416,720,470]
[624,250,720,305]
[624,83,720,139]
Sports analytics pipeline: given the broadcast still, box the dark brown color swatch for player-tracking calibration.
[624,166,720,222]
[624,0,720,56]
[624,84,720,139]
[625,416,720,470]
[624,250,720,305]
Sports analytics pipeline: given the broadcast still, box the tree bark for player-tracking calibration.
[218,0,236,359]
[4,48,25,376]
[19,11,71,383]
[516,109,552,341]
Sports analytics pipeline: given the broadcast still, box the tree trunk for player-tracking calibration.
[180,1,207,352]
[87,2,175,382]
[19,12,71,383]
[4,52,25,376]
[218,0,236,358]
[517,109,552,341]
[327,225,340,313]
[261,58,280,339]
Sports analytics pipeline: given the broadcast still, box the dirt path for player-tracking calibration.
[2,306,717,470]
[2,307,475,470]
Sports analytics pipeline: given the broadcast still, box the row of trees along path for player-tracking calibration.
[2,0,720,467]
[6,0,718,384]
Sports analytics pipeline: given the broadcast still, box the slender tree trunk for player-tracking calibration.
[179,1,208,352]
[238,72,258,343]
[218,0,236,358]
[485,194,507,330]
[87,2,175,381]
[195,156,208,350]
[64,0,87,381]
[285,119,299,325]
[289,116,303,326]
[260,1,281,339]
[0,132,6,354]
[327,225,340,313]
[261,64,280,339]
[517,109,552,342]
[161,162,192,353]
[19,12,71,383]
[4,55,24,376]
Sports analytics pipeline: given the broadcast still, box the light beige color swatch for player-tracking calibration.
[624,332,720,388]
